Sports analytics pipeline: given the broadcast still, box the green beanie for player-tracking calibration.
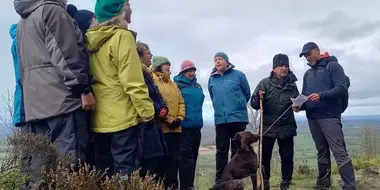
[95,0,127,23]
[152,56,170,71]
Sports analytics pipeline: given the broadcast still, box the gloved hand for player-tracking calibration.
[159,108,168,118]
[168,118,182,130]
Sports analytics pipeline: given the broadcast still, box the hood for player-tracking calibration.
[14,0,62,18]
[210,63,235,76]
[9,24,18,39]
[86,25,137,53]
[308,52,338,68]
[173,74,198,88]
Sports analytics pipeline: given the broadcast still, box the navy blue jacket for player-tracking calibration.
[173,74,205,128]
[142,67,168,159]
[301,53,348,119]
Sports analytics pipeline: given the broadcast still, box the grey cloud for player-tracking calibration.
[301,11,380,42]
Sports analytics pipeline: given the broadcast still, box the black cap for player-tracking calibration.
[273,53,289,69]
[299,42,319,57]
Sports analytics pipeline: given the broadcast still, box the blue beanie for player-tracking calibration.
[67,4,95,34]
[214,52,229,63]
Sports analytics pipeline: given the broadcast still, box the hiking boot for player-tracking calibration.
[280,181,290,190]
[314,178,331,190]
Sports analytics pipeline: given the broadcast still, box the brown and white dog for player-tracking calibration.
[217,131,260,190]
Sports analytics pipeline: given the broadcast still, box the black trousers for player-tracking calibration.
[179,128,202,190]
[261,136,294,183]
[29,108,88,182]
[93,122,145,178]
[214,122,246,183]
[140,156,166,183]
[164,133,182,190]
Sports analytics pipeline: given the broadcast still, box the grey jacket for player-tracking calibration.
[14,0,89,121]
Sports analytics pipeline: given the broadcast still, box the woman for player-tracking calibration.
[174,60,205,190]
[208,52,251,190]
[136,41,168,182]
[85,0,155,178]
[152,56,185,190]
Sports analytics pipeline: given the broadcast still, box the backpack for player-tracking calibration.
[304,61,350,113]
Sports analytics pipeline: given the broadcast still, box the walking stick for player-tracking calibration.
[259,93,264,190]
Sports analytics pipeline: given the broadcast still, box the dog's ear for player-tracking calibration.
[249,133,260,143]
[234,132,251,151]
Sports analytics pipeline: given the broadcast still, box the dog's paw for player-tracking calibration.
[228,179,245,190]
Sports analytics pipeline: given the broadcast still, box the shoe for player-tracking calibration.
[280,183,290,190]
[314,178,331,190]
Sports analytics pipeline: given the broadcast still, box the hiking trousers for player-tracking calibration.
[93,122,146,178]
[308,118,356,190]
[179,128,202,190]
[214,122,246,184]
[261,136,294,184]
[164,132,182,190]
[29,108,88,182]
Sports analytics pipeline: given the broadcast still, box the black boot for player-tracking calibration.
[280,181,290,190]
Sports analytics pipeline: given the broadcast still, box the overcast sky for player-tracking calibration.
[1,0,379,122]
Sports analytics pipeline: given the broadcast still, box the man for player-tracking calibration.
[251,53,299,190]
[208,52,251,190]
[294,42,356,190]
[13,0,94,185]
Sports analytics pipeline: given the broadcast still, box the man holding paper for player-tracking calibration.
[251,53,299,190]
[295,42,356,190]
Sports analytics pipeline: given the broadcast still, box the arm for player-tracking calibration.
[319,62,347,101]
[208,77,213,100]
[239,72,251,103]
[175,84,186,121]
[250,80,265,110]
[115,30,154,121]
[43,5,88,94]
[299,72,308,111]
[158,88,168,111]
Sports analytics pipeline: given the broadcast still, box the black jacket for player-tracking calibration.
[251,71,299,139]
[142,68,168,159]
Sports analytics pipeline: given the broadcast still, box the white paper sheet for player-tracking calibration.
[290,94,309,107]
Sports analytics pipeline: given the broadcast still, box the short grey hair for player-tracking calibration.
[136,41,150,58]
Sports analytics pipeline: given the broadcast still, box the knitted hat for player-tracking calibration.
[214,52,229,63]
[152,56,170,71]
[273,53,290,69]
[180,60,196,73]
[67,4,94,34]
[95,0,127,23]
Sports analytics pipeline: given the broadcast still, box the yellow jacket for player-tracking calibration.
[86,25,154,133]
[152,71,185,133]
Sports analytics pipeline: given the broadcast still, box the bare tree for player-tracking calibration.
[247,105,260,133]
[361,126,379,161]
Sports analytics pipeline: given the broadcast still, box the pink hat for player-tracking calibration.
[180,60,196,73]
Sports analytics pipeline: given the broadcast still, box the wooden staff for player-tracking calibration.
[259,93,264,190]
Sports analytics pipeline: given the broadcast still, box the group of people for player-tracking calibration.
[9,0,356,190]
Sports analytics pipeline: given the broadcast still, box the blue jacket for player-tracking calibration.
[301,53,347,119]
[208,64,251,125]
[10,24,26,127]
[173,74,205,128]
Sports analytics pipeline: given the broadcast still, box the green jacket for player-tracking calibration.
[250,71,299,139]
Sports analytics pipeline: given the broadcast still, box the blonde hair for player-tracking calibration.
[90,2,131,29]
